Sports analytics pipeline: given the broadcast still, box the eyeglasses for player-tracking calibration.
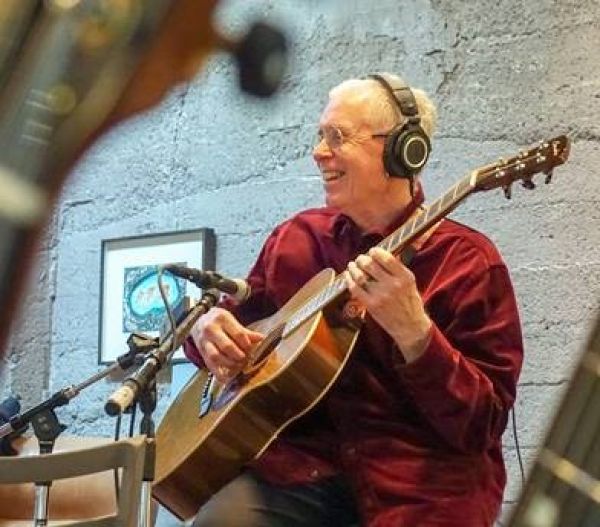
[316,125,389,150]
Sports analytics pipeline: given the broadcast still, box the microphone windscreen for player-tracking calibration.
[0,396,20,423]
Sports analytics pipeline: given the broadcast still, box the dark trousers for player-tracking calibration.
[192,470,360,527]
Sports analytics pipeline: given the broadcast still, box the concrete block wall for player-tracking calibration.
[3,0,600,525]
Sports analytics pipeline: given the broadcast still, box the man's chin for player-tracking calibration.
[324,194,340,209]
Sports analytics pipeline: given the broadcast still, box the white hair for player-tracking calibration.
[329,74,437,140]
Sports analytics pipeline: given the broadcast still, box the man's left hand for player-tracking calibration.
[345,247,432,363]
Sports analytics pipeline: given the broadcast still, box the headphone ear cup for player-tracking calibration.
[383,123,431,178]
[382,125,407,177]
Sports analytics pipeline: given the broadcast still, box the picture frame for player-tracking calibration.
[98,228,216,364]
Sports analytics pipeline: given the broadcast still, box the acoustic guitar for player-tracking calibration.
[153,136,571,520]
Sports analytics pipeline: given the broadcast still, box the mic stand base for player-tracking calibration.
[138,378,157,527]
[34,485,50,527]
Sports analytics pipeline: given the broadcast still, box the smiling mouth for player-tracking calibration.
[322,171,345,182]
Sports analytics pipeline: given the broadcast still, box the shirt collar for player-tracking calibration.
[332,183,425,243]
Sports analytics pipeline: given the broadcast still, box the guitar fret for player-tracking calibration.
[456,176,472,199]
[386,229,401,252]
[413,214,424,232]
[444,184,458,203]
[399,224,410,242]
[421,207,433,227]
[334,279,341,293]
[429,198,441,217]
[379,237,392,252]
[394,230,404,249]
[405,218,417,239]
[438,189,450,207]
[320,287,332,307]
[313,292,325,311]
[452,181,460,200]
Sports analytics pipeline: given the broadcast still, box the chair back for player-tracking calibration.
[0,435,146,526]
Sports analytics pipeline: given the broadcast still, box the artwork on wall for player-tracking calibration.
[98,228,216,364]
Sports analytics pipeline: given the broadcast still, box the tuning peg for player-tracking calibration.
[544,170,553,184]
[503,184,512,199]
[521,178,536,190]
[231,22,288,97]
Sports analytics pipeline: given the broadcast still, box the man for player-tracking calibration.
[184,73,523,526]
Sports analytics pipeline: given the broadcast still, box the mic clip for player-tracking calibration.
[115,332,159,370]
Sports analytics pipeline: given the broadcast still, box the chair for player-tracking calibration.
[0,435,146,526]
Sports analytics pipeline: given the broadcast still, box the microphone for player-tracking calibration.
[163,265,251,303]
[105,289,221,415]
[104,380,138,417]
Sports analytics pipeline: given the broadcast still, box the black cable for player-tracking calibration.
[157,266,178,361]
[128,403,136,438]
[494,408,525,527]
[512,406,526,485]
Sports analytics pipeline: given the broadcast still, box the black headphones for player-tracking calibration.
[367,73,431,179]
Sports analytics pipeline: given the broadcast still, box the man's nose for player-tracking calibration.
[313,138,333,161]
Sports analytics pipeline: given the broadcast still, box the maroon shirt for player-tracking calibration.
[184,196,523,526]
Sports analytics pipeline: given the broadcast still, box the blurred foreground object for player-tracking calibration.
[509,311,600,526]
[0,1,287,361]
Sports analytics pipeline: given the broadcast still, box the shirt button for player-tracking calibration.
[346,447,357,457]
[310,469,320,479]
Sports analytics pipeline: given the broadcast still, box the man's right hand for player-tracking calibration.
[190,307,264,383]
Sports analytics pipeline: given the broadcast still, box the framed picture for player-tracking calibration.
[98,228,216,364]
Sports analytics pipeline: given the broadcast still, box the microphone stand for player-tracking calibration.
[0,334,156,527]
[103,289,220,527]
[137,376,157,527]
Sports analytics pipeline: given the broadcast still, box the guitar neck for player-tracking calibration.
[283,173,477,337]
[377,173,475,255]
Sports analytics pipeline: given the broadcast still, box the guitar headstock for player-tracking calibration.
[472,135,570,198]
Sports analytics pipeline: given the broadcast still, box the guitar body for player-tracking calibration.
[153,268,362,520]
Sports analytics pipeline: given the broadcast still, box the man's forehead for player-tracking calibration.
[319,94,370,129]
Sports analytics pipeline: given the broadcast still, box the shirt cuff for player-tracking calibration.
[182,336,206,369]
[392,323,457,386]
